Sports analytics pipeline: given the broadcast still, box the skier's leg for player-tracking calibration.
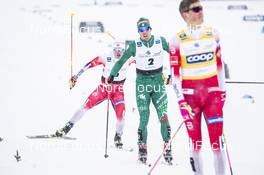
[56,84,107,136]
[187,114,203,174]
[69,84,107,123]
[204,91,225,175]
[184,94,203,174]
[189,148,203,175]
[136,84,151,145]
[83,84,108,111]
[111,86,125,147]
[152,80,170,142]
[68,107,87,124]
[136,79,151,163]
[151,76,173,163]
[213,148,226,175]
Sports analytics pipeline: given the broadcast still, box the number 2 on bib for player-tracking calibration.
[148,58,154,65]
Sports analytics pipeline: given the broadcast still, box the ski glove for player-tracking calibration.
[107,75,114,84]
[218,91,226,107]
[178,99,195,121]
[220,91,226,102]
[69,75,78,89]
[163,74,171,85]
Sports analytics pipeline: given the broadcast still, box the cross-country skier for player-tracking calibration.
[55,40,131,148]
[169,0,227,174]
[108,17,173,164]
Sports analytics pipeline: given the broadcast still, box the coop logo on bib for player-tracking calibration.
[186,52,214,64]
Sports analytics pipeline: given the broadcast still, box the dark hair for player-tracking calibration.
[179,0,200,14]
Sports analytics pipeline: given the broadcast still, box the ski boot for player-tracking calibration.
[114,133,123,148]
[163,141,173,165]
[138,143,147,164]
[55,122,74,137]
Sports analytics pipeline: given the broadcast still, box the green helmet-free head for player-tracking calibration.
[137,17,152,32]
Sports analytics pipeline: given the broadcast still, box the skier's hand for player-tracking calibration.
[178,100,195,121]
[69,75,78,90]
[218,91,226,107]
[162,74,171,85]
[107,75,114,84]
[220,91,226,102]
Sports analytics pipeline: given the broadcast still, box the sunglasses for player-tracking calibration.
[113,47,124,52]
[138,26,151,33]
[189,6,203,13]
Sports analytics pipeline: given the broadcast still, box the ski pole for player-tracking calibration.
[70,12,75,81]
[104,86,111,158]
[223,133,233,175]
[105,31,116,40]
[147,120,185,175]
[226,81,264,84]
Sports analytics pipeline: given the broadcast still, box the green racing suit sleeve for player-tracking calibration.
[161,36,169,53]
[110,41,136,76]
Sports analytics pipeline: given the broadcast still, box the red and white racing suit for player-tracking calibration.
[81,53,131,123]
[169,26,226,152]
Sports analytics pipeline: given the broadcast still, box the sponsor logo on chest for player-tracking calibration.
[186,52,214,64]
[107,57,112,62]
[136,42,142,47]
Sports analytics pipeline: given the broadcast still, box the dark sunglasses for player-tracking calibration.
[138,26,151,33]
[189,6,203,13]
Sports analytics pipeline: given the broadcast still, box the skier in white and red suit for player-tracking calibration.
[169,0,227,174]
[55,40,133,148]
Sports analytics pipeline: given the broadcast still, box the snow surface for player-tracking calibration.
[1,0,264,174]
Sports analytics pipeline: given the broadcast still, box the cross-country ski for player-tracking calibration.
[26,134,76,140]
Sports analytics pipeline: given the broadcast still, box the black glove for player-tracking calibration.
[107,75,114,84]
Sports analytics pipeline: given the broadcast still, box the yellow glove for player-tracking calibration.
[162,74,171,85]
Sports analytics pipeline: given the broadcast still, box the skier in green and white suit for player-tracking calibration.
[108,17,173,164]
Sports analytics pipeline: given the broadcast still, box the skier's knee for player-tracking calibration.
[116,108,125,122]
[159,114,168,124]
